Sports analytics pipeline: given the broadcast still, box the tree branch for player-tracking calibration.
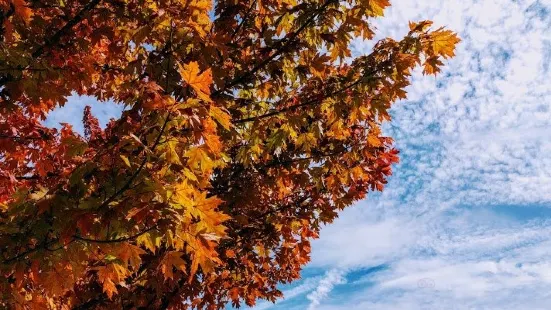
[72,225,157,244]
[229,0,258,40]
[235,78,363,124]
[234,62,390,124]
[0,134,52,141]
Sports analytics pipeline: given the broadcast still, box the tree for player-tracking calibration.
[0,0,459,308]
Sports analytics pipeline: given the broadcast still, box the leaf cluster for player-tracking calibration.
[0,0,459,309]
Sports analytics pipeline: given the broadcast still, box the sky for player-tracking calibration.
[44,0,551,309]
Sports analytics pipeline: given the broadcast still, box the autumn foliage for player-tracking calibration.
[0,0,459,308]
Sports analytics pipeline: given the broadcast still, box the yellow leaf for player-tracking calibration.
[160,140,182,165]
[118,243,145,269]
[209,106,232,130]
[408,20,433,32]
[171,180,195,208]
[185,146,214,173]
[296,133,316,152]
[28,185,48,201]
[119,155,131,167]
[96,264,130,299]
[183,168,198,182]
[192,193,230,236]
[137,232,161,253]
[368,0,391,16]
[431,29,461,58]
[100,277,117,299]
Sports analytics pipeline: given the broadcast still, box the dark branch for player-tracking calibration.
[72,225,157,244]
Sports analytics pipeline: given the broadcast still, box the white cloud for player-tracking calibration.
[310,216,418,269]
[314,218,551,310]
[306,269,346,310]
[253,277,322,310]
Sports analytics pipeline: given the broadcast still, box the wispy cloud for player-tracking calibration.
[306,270,346,310]
[253,276,322,310]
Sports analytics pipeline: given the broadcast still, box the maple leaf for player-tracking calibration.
[423,56,444,75]
[178,61,213,102]
[187,236,219,278]
[204,132,223,153]
[96,264,130,299]
[118,243,145,269]
[137,232,162,253]
[408,20,433,32]
[368,0,391,16]
[160,251,187,280]
[193,192,230,235]
[120,155,131,167]
[367,134,382,147]
[209,106,232,130]
[229,287,240,301]
[225,249,236,258]
[431,28,461,58]
[296,132,317,152]
[185,146,214,173]
[309,54,331,78]
[160,140,183,165]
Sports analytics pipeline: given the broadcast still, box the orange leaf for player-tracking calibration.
[178,61,213,102]
[160,251,187,281]
[225,249,236,258]
[96,264,129,299]
[229,287,240,301]
[13,0,33,24]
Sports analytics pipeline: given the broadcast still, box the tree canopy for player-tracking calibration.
[0,0,459,308]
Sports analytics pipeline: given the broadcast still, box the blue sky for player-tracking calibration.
[44,0,551,309]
